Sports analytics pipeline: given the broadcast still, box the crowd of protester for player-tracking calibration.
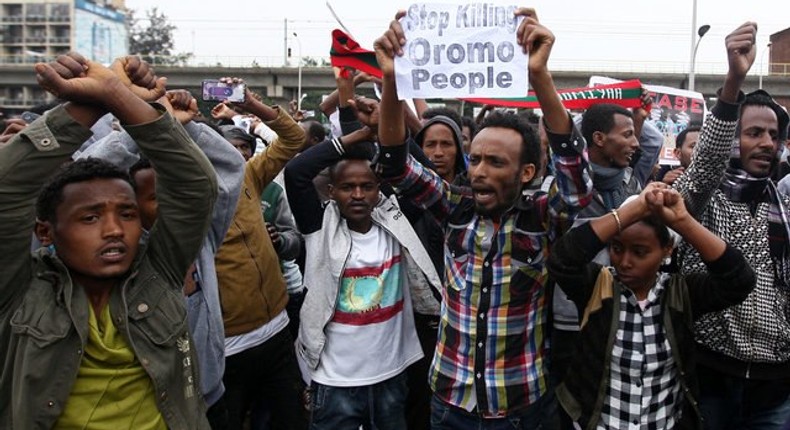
[1,7,789,430]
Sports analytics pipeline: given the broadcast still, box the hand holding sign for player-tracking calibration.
[393,3,527,100]
[373,10,407,80]
[513,8,568,134]
[515,8,553,77]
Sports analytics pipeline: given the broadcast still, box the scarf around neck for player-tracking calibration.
[719,166,790,288]
[592,163,628,210]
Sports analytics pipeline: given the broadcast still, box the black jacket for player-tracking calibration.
[547,222,755,430]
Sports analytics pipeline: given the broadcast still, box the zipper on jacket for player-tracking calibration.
[377,217,442,296]
[745,286,757,379]
[314,235,353,370]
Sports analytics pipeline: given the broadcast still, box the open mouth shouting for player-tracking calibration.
[472,185,496,206]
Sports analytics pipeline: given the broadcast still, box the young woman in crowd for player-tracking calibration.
[548,183,756,429]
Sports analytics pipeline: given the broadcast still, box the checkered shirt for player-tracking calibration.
[599,274,682,430]
[382,128,592,417]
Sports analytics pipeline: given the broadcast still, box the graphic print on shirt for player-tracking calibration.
[332,254,403,325]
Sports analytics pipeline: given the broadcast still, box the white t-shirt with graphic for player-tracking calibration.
[312,224,423,387]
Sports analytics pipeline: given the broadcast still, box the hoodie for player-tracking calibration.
[414,115,468,185]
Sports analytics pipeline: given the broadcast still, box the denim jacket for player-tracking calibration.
[0,105,218,429]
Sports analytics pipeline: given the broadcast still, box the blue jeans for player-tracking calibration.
[310,372,408,430]
[698,364,790,430]
[430,391,556,430]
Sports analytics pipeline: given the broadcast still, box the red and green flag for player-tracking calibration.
[330,29,383,79]
[466,80,645,110]
[329,29,645,110]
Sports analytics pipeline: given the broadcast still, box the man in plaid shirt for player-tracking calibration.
[374,8,592,428]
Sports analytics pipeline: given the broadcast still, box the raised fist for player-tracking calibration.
[110,56,167,102]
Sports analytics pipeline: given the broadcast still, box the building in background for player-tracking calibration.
[770,28,790,76]
[0,0,127,113]
[769,28,790,110]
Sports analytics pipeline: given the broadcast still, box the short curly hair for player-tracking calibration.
[36,158,134,223]
[129,156,153,186]
[581,103,633,146]
[675,125,702,150]
[478,111,540,166]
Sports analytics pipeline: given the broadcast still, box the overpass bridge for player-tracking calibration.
[1,64,788,114]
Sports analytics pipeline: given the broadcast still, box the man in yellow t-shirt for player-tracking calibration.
[0,53,216,429]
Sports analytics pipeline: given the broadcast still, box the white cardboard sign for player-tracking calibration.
[395,2,527,100]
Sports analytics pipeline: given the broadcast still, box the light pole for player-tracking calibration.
[292,32,303,112]
[689,24,711,92]
[759,42,772,89]
[688,0,699,90]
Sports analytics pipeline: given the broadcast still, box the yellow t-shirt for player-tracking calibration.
[55,303,167,430]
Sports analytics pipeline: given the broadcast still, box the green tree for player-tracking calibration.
[127,7,192,66]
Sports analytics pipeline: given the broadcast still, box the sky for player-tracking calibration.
[123,0,786,76]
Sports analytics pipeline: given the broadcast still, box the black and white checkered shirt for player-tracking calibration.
[599,274,682,430]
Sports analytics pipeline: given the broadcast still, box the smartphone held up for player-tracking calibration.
[20,111,41,124]
[202,80,246,103]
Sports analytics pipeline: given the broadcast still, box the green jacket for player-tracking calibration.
[0,105,218,429]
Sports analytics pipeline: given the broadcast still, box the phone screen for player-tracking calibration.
[21,111,41,124]
[202,80,246,103]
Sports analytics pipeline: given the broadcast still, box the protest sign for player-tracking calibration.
[394,2,527,100]
[329,32,645,110]
[589,76,708,165]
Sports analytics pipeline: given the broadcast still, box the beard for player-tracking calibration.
[730,151,779,178]
[472,172,525,218]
